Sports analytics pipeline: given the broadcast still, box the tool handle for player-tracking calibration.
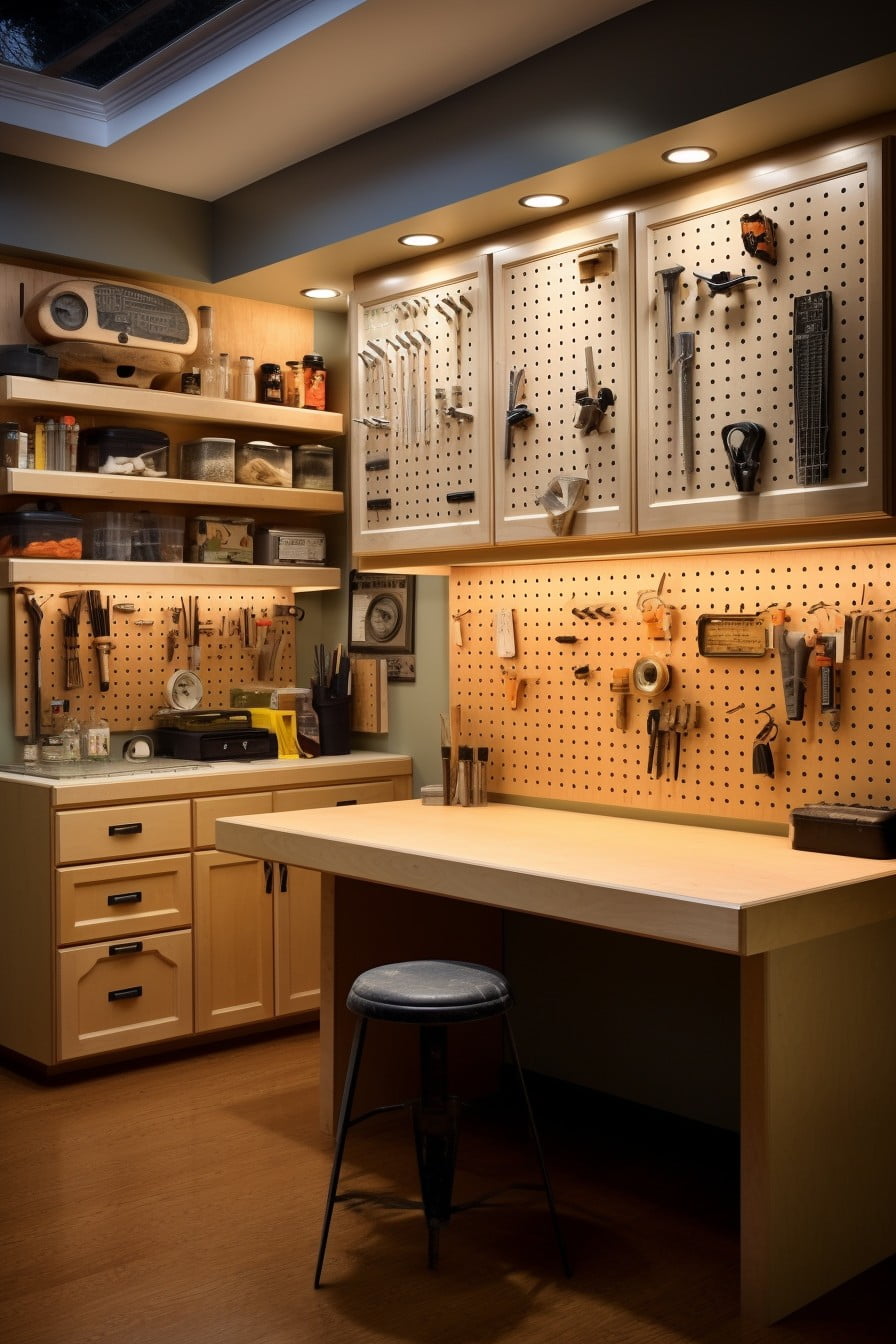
[93,636,113,693]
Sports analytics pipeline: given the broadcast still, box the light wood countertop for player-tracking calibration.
[216,799,896,956]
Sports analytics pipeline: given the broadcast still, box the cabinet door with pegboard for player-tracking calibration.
[491,210,634,543]
[635,139,889,534]
[350,248,492,555]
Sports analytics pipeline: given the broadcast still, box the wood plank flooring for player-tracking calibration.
[0,1028,892,1344]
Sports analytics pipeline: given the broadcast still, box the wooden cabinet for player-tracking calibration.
[0,754,412,1072]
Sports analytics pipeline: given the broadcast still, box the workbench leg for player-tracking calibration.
[740,917,896,1324]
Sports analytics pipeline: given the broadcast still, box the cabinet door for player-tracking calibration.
[193,850,274,1032]
[274,864,321,1016]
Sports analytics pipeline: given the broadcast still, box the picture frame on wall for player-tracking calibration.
[348,570,416,656]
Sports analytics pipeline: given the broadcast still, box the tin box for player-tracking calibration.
[189,516,254,564]
[254,527,325,565]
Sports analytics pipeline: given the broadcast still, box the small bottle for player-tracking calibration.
[82,707,110,761]
[238,355,256,401]
[62,711,81,762]
[295,689,320,758]
[62,415,79,471]
[41,699,67,762]
[302,353,327,410]
[197,306,221,398]
[218,353,231,399]
[259,363,283,404]
[285,361,301,407]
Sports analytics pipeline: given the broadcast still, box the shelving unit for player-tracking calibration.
[0,375,345,592]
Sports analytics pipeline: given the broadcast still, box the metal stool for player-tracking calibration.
[314,958,570,1285]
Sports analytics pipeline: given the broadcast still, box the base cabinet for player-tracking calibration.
[274,866,321,1016]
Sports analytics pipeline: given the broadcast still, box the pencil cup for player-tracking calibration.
[311,691,352,755]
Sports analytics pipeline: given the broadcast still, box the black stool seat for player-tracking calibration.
[347,959,512,1022]
[314,957,570,1286]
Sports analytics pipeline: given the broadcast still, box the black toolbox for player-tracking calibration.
[790,804,896,859]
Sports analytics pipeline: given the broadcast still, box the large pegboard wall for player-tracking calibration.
[449,541,896,827]
[636,140,886,531]
[12,584,301,737]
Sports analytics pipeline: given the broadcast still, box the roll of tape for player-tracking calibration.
[631,656,670,696]
[123,734,154,761]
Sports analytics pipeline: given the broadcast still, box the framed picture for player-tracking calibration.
[349,571,416,655]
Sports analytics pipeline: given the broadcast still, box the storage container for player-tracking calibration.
[790,804,896,859]
[83,511,137,560]
[293,443,334,490]
[78,426,169,476]
[189,516,254,564]
[179,436,235,483]
[0,507,83,558]
[235,441,291,487]
[254,526,325,565]
[131,513,184,563]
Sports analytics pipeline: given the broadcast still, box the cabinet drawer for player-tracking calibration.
[57,928,193,1060]
[57,854,192,946]
[193,792,273,849]
[56,800,191,864]
[273,781,396,812]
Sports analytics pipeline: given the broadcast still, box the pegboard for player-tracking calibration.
[12,584,301,738]
[449,539,896,828]
[491,210,633,542]
[635,139,888,531]
[350,250,492,554]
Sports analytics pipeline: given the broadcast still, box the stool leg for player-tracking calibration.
[413,1024,459,1269]
[314,1016,367,1288]
[504,1019,572,1276]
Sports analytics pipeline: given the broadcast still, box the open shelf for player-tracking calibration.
[1,468,343,514]
[0,557,340,590]
[0,375,343,436]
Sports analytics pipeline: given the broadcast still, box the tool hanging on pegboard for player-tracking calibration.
[740,209,778,264]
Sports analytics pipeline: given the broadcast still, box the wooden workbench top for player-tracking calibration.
[216,799,896,955]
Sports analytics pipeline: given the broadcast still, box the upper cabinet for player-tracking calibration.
[349,135,892,563]
[350,250,492,556]
[491,210,634,545]
[634,140,888,535]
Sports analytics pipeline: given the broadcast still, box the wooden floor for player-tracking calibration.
[0,1027,892,1344]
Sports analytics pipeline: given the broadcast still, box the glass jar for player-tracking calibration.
[238,355,256,401]
[284,361,301,408]
[259,363,283,404]
[302,353,326,410]
[197,306,221,398]
[293,443,334,490]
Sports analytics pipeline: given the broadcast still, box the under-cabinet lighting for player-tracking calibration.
[398,233,443,247]
[661,146,716,165]
[301,287,341,299]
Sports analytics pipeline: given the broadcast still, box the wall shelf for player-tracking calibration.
[0,376,343,437]
[0,557,340,590]
[1,468,343,514]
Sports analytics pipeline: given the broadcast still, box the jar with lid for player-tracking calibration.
[259,363,283,405]
[302,353,327,410]
[293,442,334,490]
[238,355,256,401]
[196,306,221,398]
[284,361,301,408]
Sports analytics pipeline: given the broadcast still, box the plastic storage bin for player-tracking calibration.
[131,513,184,562]
[78,426,169,476]
[0,507,83,558]
[83,511,137,560]
[235,441,291,487]
[179,437,235,483]
[292,443,334,490]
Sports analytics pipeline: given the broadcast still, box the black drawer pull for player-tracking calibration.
[108,822,143,837]
[108,891,143,906]
[108,985,143,1002]
[446,490,475,503]
[109,941,143,956]
[336,799,358,805]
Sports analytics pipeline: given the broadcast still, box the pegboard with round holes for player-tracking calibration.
[448,538,896,828]
[12,584,299,739]
[635,139,888,532]
[490,210,634,543]
[350,251,493,555]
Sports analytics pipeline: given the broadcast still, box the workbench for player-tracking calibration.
[216,799,896,1325]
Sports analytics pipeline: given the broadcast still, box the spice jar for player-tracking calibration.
[302,353,327,410]
[238,356,256,401]
[259,363,283,404]
[285,361,301,408]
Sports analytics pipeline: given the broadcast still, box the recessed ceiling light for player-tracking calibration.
[301,287,341,299]
[662,146,716,165]
[398,233,443,247]
[519,193,569,209]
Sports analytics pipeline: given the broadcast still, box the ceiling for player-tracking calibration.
[0,0,894,305]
